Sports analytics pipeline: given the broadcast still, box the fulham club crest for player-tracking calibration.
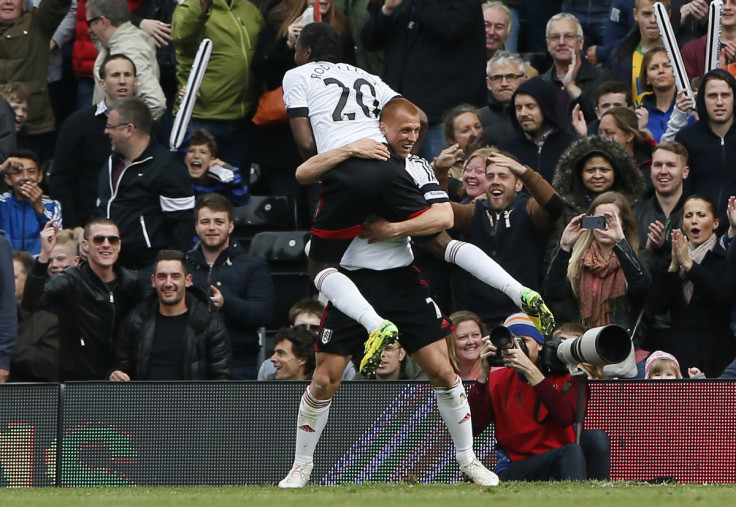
[320,328,333,345]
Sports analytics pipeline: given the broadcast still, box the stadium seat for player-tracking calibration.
[233,195,298,250]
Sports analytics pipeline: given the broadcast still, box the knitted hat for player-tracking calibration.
[503,313,544,344]
[644,351,681,378]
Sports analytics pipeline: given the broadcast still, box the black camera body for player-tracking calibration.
[488,326,529,367]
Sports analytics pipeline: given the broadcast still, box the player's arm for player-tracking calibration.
[289,117,318,161]
[295,139,390,184]
[360,202,453,242]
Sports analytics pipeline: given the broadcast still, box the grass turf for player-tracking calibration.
[2,482,736,507]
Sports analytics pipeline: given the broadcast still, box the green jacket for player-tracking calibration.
[172,0,263,121]
[0,0,71,135]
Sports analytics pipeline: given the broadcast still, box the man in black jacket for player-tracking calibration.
[97,98,194,270]
[187,193,274,380]
[109,249,231,381]
[476,51,527,146]
[22,217,143,380]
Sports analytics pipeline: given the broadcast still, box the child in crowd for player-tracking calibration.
[184,129,251,207]
[644,351,703,379]
[0,82,30,133]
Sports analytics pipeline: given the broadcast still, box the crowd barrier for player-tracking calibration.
[1,380,734,487]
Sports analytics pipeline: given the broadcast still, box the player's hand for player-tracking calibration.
[210,285,224,310]
[359,216,397,243]
[140,19,172,47]
[348,139,390,161]
[109,370,131,381]
[646,220,666,251]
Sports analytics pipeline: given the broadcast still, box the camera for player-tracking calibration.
[487,326,528,367]
[543,325,631,375]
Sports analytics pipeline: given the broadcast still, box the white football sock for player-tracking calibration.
[314,268,384,333]
[293,387,332,466]
[434,375,477,467]
[444,240,524,307]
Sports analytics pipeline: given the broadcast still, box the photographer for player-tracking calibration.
[467,313,610,481]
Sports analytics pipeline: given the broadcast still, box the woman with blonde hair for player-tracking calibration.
[446,311,486,380]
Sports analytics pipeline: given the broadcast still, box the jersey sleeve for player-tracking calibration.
[406,155,449,205]
[282,68,310,118]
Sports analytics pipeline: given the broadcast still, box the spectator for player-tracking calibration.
[482,1,512,60]
[22,218,143,380]
[644,350,682,379]
[675,69,736,233]
[0,82,30,133]
[86,0,166,119]
[0,149,62,254]
[0,230,17,382]
[639,46,691,142]
[586,0,636,67]
[186,193,274,380]
[433,105,485,184]
[682,0,736,81]
[267,326,315,381]
[446,310,485,381]
[551,135,645,253]
[476,51,527,146]
[9,250,58,382]
[184,129,251,206]
[572,80,632,136]
[647,195,736,377]
[47,228,80,276]
[551,322,605,379]
[171,0,264,174]
[97,97,195,270]
[498,77,578,183]
[51,53,139,230]
[351,340,426,380]
[0,0,71,161]
[109,249,231,381]
[467,312,611,481]
[541,12,614,123]
[362,0,486,160]
[458,148,493,205]
[605,0,669,106]
[444,151,564,327]
[544,192,651,352]
[599,106,656,183]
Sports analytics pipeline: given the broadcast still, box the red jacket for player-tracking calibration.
[468,368,579,463]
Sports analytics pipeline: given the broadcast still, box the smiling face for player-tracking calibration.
[683,198,719,247]
[83,223,120,270]
[152,259,191,309]
[514,93,546,137]
[462,156,487,199]
[449,112,483,153]
[485,162,523,210]
[645,51,675,92]
[581,155,615,194]
[380,108,421,159]
[271,339,307,380]
[48,243,80,277]
[483,5,510,55]
[650,148,688,197]
[185,144,213,179]
[453,320,483,366]
[194,207,233,254]
[3,157,41,199]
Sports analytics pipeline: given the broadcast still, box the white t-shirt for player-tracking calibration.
[340,154,449,271]
[282,61,399,153]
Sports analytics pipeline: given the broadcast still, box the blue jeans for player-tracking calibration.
[497,429,611,481]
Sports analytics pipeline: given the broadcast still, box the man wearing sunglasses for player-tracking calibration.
[22,217,143,380]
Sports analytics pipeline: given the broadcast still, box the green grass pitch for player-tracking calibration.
[2,482,736,507]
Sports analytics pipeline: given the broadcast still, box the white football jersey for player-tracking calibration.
[283,61,399,153]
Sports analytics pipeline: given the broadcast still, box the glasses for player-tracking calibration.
[105,122,131,130]
[489,73,524,83]
[86,16,102,28]
[7,167,39,176]
[547,33,580,43]
[91,235,120,245]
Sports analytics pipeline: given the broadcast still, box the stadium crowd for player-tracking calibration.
[3,0,736,483]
